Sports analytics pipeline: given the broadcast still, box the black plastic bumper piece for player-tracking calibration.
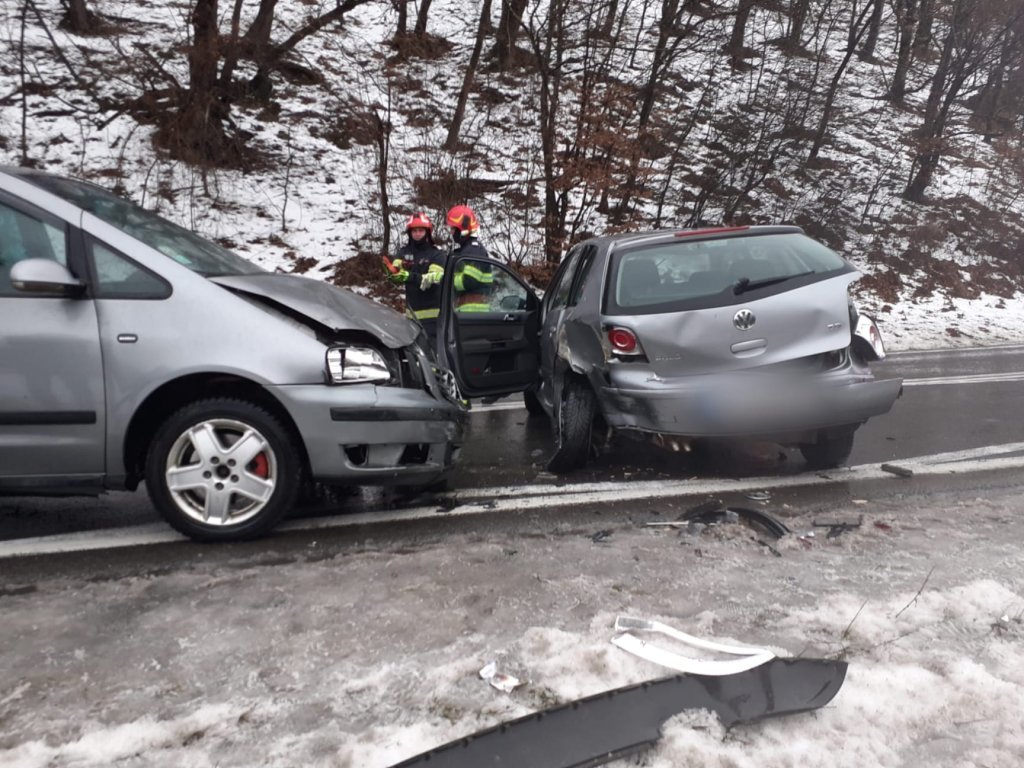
[389,657,847,768]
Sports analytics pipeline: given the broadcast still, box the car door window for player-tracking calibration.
[89,239,171,299]
[548,247,582,311]
[0,200,68,296]
[567,246,596,307]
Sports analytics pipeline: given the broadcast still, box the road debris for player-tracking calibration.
[590,529,613,543]
[881,463,914,478]
[611,616,775,676]
[479,661,522,694]
[745,490,771,502]
[672,504,791,539]
[813,516,864,538]
[391,657,847,768]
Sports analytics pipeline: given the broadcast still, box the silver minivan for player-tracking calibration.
[0,167,466,541]
[437,226,902,472]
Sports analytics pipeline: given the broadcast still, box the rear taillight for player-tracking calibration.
[607,326,641,355]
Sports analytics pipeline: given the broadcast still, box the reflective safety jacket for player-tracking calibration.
[452,238,494,312]
[389,239,447,321]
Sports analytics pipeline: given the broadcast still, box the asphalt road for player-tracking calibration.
[2,344,1024,546]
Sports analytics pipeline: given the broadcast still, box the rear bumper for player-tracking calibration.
[273,382,467,486]
[599,369,902,439]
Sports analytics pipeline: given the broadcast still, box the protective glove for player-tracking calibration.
[386,259,409,284]
[419,269,443,290]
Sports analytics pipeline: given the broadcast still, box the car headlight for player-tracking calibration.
[326,346,392,384]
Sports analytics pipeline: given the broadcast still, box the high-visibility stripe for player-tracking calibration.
[460,264,493,283]
[455,303,490,313]
[427,264,444,275]
[411,307,440,319]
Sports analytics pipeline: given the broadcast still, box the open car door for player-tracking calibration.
[437,254,541,398]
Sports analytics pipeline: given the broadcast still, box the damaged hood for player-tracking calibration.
[211,273,419,349]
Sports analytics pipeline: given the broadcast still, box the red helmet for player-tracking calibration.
[405,212,433,232]
[446,205,479,236]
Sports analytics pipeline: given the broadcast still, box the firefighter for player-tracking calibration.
[445,204,494,312]
[385,211,447,344]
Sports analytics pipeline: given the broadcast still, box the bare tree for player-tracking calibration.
[444,0,494,150]
[858,0,885,59]
[914,0,934,53]
[242,0,278,46]
[808,1,878,161]
[888,0,918,105]
[726,0,757,68]
[905,0,1024,201]
[414,0,434,37]
[493,0,529,68]
[783,0,811,51]
[61,0,95,33]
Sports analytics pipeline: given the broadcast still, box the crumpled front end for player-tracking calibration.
[275,344,468,486]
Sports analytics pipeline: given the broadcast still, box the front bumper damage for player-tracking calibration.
[390,657,847,768]
[274,355,467,485]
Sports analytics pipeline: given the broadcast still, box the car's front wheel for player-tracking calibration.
[799,428,856,470]
[547,381,596,473]
[145,399,301,542]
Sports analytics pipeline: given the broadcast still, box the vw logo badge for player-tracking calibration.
[734,309,756,330]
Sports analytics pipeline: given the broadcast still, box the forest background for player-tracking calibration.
[2,0,1024,345]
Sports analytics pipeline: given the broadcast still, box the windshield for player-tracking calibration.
[17,171,265,277]
[608,232,851,313]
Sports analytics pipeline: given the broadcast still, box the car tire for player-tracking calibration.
[523,387,545,417]
[799,429,856,470]
[145,398,301,542]
[547,381,596,474]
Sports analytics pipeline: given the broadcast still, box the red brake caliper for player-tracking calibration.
[249,452,270,478]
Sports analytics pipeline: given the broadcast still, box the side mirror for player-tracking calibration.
[9,259,86,298]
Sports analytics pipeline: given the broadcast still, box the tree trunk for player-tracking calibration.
[414,0,434,37]
[444,0,493,150]
[394,0,408,37]
[159,0,233,164]
[242,0,278,46]
[727,0,756,67]
[219,0,245,88]
[494,0,529,68]
[913,0,933,54]
[63,0,93,33]
[808,1,877,160]
[858,0,884,60]
[784,0,810,51]
[887,0,917,105]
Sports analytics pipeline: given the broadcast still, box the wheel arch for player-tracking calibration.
[122,373,309,489]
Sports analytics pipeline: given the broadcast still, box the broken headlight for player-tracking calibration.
[325,346,392,384]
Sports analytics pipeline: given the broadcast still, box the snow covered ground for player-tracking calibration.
[2,481,1023,767]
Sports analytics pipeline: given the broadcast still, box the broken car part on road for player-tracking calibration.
[611,615,776,676]
[389,657,847,768]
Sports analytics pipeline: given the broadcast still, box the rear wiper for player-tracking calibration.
[733,270,813,295]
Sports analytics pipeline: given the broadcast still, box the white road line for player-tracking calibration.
[902,372,1024,386]
[4,442,1024,559]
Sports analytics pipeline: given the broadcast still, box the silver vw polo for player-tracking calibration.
[437,225,902,472]
[0,167,466,541]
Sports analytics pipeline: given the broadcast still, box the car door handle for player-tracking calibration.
[502,314,517,322]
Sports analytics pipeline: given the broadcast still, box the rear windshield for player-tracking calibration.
[15,171,264,277]
[606,232,852,314]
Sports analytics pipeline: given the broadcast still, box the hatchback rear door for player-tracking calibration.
[605,232,859,378]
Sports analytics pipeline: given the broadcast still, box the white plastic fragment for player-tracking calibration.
[611,616,775,676]
[612,633,775,676]
[479,661,522,693]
